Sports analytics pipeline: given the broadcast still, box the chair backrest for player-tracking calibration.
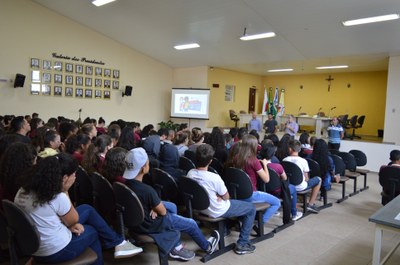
[330,154,345,176]
[338,152,357,172]
[210,157,224,176]
[2,200,40,258]
[112,182,144,228]
[179,156,196,173]
[306,158,321,178]
[257,168,281,193]
[224,167,253,200]
[90,172,116,224]
[329,149,340,156]
[71,166,94,206]
[357,115,365,127]
[208,166,218,174]
[178,177,210,213]
[349,149,367,167]
[281,161,304,186]
[239,110,247,114]
[229,109,237,119]
[0,210,8,245]
[183,150,197,165]
[349,115,358,127]
[378,166,400,204]
[339,114,348,127]
[151,168,179,202]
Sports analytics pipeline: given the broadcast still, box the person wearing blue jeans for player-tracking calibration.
[14,154,142,265]
[123,148,220,261]
[187,144,257,255]
[243,191,281,223]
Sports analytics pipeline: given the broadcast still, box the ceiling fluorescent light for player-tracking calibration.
[240,32,276,41]
[92,0,116,7]
[315,65,348,70]
[267,68,293,72]
[342,14,399,26]
[174,43,200,50]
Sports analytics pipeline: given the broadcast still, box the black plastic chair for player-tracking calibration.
[378,166,400,205]
[90,172,117,226]
[338,152,361,196]
[353,115,365,139]
[179,156,196,174]
[1,200,97,265]
[178,177,235,262]
[183,150,197,165]
[70,166,93,206]
[349,149,369,191]
[210,158,224,176]
[224,167,274,242]
[152,168,180,204]
[344,115,358,140]
[112,182,171,265]
[281,161,311,214]
[306,158,332,209]
[330,154,350,203]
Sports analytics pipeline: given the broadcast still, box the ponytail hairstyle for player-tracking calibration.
[82,134,111,173]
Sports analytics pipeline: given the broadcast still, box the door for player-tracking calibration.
[248,87,256,113]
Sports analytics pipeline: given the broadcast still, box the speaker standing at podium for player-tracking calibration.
[248,112,262,133]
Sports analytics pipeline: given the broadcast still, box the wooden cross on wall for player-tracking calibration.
[325,75,334,92]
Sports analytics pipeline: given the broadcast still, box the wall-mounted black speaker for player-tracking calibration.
[122,85,132,97]
[14,73,26,88]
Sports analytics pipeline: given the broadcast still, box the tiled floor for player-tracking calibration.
[101,172,400,265]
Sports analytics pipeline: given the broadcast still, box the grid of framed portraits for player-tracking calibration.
[29,58,120,100]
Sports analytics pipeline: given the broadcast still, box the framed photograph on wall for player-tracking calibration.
[104,69,111,78]
[30,58,40,69]
[85,66,93,75]
[112,80,119,90]
[43,60,52,70]
[65,63,73,73]
[30,84,40,95]
[54,61,63,71]
[65,75,73,85]
[76,64,83,74]
[54,74,62,84]
[85,89,93,98]
[76,76,83,86]
[42,72,51,83]
[31,70,40,83]
[75,88,83,98]
[113,69,119,79]
[54,86,62,96]
[95,89,102,99]
[95,79,102,88]
[65,87,73,97]
[104,90,111,99]
[85,77,92,87]
[104,80,111,88]
[41,84,51,96]
[95,67,102,76]
[225,85,235,102]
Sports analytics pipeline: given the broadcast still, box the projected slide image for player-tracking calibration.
[171,89,210,119]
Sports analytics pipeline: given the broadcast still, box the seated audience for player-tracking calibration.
[188,127,204,152]
[107,124,121,147]
[159,140,185,180]
[209,127,228,164]
[38,130,61,158]
[123,148,220,261]
[80,123,97,141]
[14,153,142,264]
[96,117,107,135]
[65,134,91,164]
[58,121,78,143]
[187,144,256,255]
[174,131,189,156]
[8,116,31,144]
[283,140,321,213]
[142,128,168,159]
[102,147,128,184]
[82,134,113,174]
[117,126,136,151]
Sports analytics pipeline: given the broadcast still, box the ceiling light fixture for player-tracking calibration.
[267,68,293,72]
[240,28,276,41]
[342,14,400,26]
[173,43,200,50]
[315,65,348,70]
[92,0,116,7]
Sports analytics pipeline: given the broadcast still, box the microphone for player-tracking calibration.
[330,106,336,110]
[318,107,322,112]
[298,106,302,113]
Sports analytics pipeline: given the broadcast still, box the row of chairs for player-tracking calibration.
[338,114,365,140]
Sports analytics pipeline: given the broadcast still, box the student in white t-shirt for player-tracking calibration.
[187,144,256,255]
[283,139,321,213]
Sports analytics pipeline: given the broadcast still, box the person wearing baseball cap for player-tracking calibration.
[123,148,220,261]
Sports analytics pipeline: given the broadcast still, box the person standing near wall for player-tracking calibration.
[327,116,344,150]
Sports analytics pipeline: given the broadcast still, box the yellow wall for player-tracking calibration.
[263,71,387,136]
[207,68,263,128]
[0,0,173,125]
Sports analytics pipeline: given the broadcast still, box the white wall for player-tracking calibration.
[383,56,400,145]
[0,0,173,126]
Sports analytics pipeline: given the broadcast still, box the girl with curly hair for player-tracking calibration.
[14,153,142,264]
[102,147,128,184]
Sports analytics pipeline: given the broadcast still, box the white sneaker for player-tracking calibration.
[114,241,143,259]
[292,211,303,221]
